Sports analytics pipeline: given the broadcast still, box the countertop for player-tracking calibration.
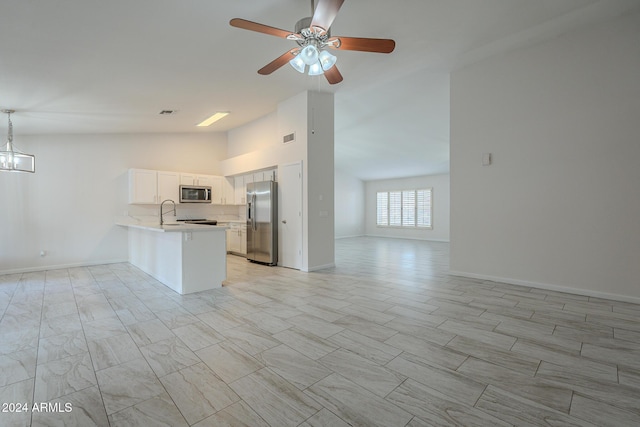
[116,221,227,233]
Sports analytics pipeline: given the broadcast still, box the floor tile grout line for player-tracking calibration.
[77,266,110,424]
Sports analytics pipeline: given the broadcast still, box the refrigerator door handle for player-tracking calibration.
[251,194,257,230]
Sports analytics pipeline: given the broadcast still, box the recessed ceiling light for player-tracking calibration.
[197,112,229,127]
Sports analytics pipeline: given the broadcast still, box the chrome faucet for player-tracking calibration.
[160,199,176,225]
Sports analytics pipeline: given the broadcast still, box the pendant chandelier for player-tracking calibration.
[0,110,35,173]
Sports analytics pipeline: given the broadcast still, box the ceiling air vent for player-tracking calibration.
[282,132,295,144]
[159,110,177,115]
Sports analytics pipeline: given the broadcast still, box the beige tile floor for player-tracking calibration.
[1,237,640,426]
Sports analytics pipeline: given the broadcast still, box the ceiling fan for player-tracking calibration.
[230,0,395,84]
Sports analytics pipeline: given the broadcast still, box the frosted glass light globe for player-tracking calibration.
[308,62,324,76]
[300,44,319,65]
[289,55,306,73]
[319,50,337,70]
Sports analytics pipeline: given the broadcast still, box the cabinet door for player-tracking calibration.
[225,228,232,252]
[240,225,247,255]
[207,176,223,204]
[157,171,179,203]
[234,176,245,205]
[223,177,235,205]
[180,174,196,186]
[229,225,241,253]
[196,175,215,187]
[129,169,157,204]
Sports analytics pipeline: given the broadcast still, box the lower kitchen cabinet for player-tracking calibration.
[226,223,246,256]
[240,224,247,255]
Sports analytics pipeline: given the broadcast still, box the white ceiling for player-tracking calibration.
[1,0,637,180]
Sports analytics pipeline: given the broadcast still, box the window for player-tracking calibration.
[376,188,432,229]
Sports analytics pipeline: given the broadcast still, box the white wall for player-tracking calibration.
[0,132,227,274]
[306,91,335,270]
[365,174,450,242]
[450,11,640,301]
[335,170,365,238]
[226,112,278,158]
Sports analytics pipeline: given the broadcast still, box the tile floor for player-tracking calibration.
[1,237,640,426]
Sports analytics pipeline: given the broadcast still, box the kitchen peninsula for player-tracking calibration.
[117,222,227,294]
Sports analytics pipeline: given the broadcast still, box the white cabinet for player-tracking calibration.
[209,176,235,205]
[226,223,246,255]
[253,169,277,183]
[157,171,180,203]
[180,174,195,186]
[229,224,241,254]
[196,175,215,187]
[129,169,157,204]
[129,169,179,204]
[224,227,232,252]
[210,176,224,204]
[240,224,247,255]
[223,177,235,205]
[180,174,214,187]
[231,169,277,205]
[234,176,246,205]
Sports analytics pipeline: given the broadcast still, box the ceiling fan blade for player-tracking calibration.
[331,36,396,53]
[310,0,345,31]
[258,49,298,75]
[230,18,293,38]
[324,65,343,85]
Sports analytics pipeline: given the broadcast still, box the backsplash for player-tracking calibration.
[119,204,243,224]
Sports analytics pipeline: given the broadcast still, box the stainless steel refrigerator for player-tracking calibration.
[246,181,277,265]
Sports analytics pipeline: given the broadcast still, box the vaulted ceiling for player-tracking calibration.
[1,0,637,180]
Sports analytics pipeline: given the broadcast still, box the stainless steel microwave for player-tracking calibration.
[179,185,212,203]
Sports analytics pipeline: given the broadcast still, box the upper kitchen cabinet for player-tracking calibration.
[231,169,277,205]
[253,170,277,182]
[223,177,235,205]
[208,176,235,205]
[180,174,215,187]
[129,169,179,204]
[234,175,246,205]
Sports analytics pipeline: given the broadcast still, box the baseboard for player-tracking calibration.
[305,263,336,272]
[0,258,129,276]
[449,269,640,305]
[365,234,450,243]
[335,234,366,240]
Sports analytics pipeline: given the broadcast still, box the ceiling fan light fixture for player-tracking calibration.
[289,54,306,73]
[318,50,337,70]
[299,44,319,66]
[308,62,324,76]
